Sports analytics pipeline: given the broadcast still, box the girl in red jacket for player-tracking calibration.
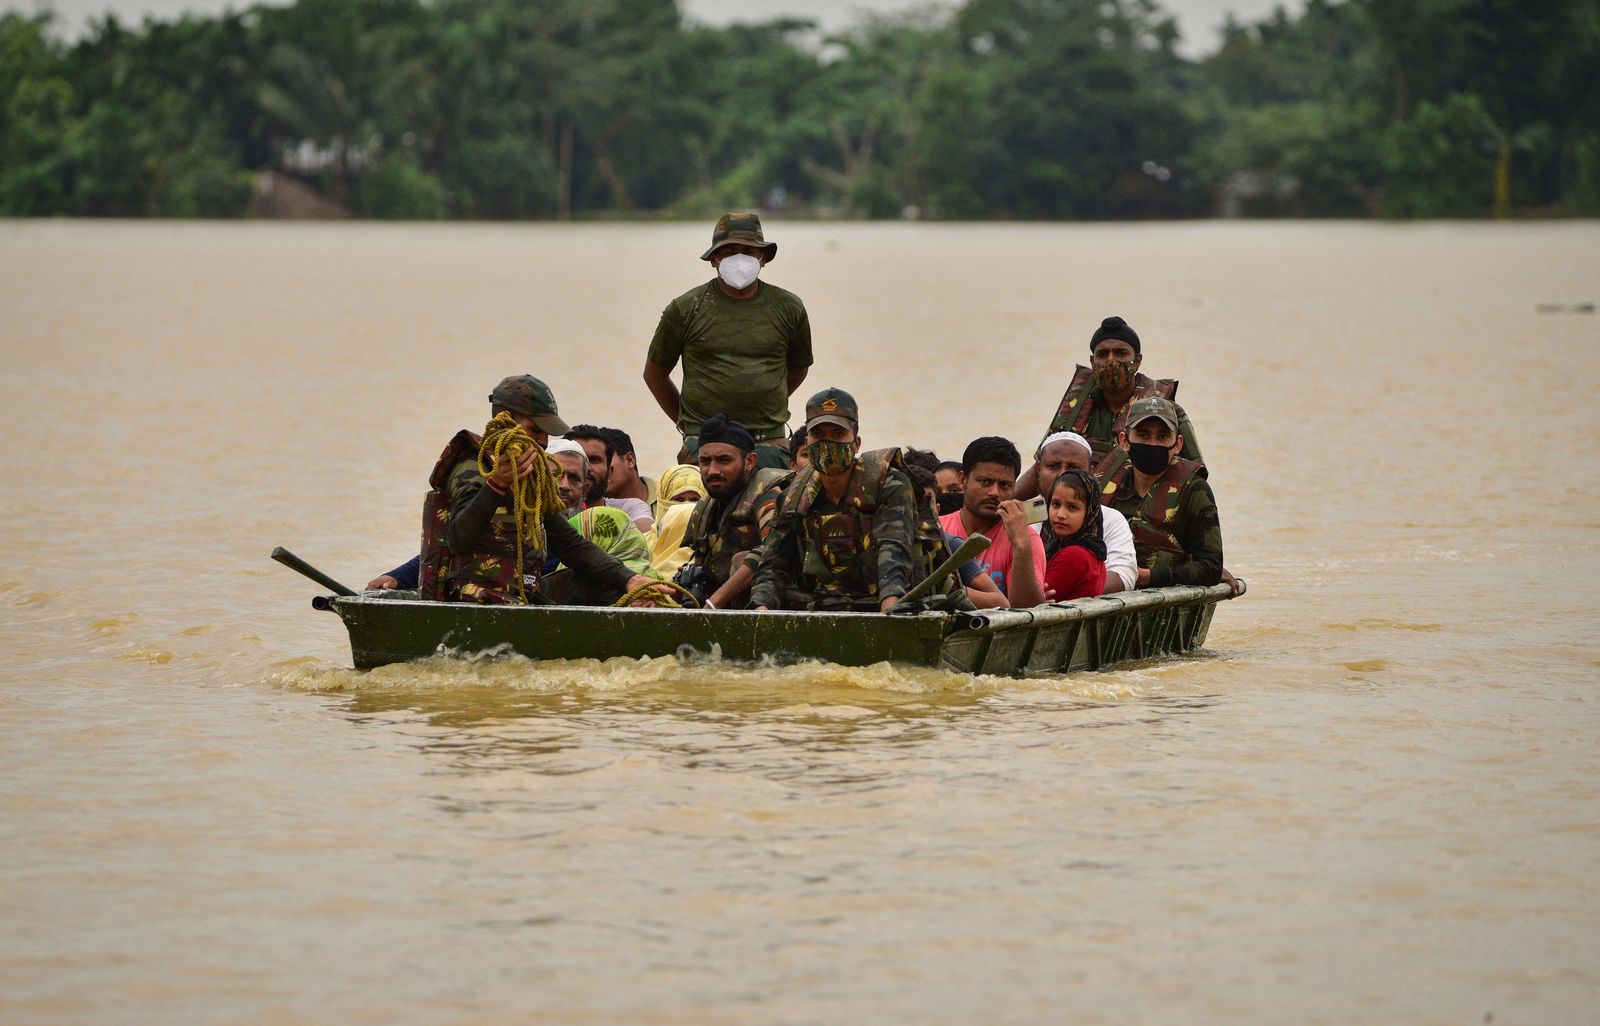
[1041,469,1107,601]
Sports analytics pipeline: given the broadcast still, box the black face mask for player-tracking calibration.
[1127,441,1173,476]
[936,491,966,516]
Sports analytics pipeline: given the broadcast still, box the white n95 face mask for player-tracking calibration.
[717,253,762,290]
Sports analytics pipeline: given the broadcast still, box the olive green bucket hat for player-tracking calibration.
[700,211,778,263]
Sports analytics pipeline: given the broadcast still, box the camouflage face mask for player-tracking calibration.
[1096,359,1136,394]
[807,439,856,476]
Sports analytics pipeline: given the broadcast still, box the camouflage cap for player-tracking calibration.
[804,387,859,432]
[700,211,779,263]
[1125,396,1179,434]
[488,374,570,435]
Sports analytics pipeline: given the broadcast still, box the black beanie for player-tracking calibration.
[697,413,755,453]
[1089,315,1141,354]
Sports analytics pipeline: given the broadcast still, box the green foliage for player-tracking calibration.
[359,155,446,219]
[1567,134,1600,215]
[1,0,1595,219]
[1382,92,1498,217]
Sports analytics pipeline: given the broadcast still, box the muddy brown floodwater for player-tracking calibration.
[1,220,1596,1024]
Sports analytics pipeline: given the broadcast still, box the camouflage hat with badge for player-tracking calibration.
[488,374,571,435]
[804,387,859,432]
[700,211,778,262]
[1124,395,1179,433]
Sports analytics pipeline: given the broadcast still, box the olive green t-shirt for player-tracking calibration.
[647,279,813,441]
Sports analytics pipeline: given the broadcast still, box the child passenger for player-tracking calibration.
[1041,468,1107,601]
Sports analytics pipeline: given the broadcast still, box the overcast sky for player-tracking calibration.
[10,0,1298,55]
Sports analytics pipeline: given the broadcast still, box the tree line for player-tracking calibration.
[2,0,1596,220]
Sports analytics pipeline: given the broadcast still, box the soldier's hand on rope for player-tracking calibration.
[486,446,541,494]
[622,575,676,606]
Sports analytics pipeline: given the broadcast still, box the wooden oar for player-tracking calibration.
[271,546,358,596]
[893,532,990,610]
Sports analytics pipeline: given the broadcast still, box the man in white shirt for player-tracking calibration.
[1031,431,1137,593]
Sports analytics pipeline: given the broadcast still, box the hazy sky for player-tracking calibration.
[10,0,1298,55]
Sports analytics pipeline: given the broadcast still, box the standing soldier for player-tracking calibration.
[749,389,950,612]
[674,413,792,610]
[642,212,813,470]
[1019,315,1203,495]
[1100,397,1224,589]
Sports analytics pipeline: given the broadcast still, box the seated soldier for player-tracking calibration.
[1101,396,1223,588]
[676,413,791,609]
[939,436,1047,607]
[1017,315,1202,495]
[416,375,663,605]
[749,388,949,612]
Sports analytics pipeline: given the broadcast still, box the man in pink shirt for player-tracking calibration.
[939,436,1047,607]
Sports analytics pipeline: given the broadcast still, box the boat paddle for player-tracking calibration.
[891,532,990,612]
[270,546,358,597]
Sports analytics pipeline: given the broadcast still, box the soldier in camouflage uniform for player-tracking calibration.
[1100,396,1224,589]
[749,388,949,612]
[674,413,792,610]
[418,375,663,605]
[643,212,813,472]
[1019,315,1203,495]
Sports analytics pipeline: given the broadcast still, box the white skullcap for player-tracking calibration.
[545,439,586,459]
[1038,431,1092,458]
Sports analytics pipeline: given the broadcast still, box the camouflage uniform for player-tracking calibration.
[1046,365,1202,476]
[749,449,943,611]
[1099,396,1223,588]
[417,375,634,604]
[683,466,792,591]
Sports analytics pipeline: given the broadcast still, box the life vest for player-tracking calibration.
[685,466,793,582]
[773,448,947,610]
[418,429,539,604]
[1047,365,1178,474]
[1101,456,1206,566]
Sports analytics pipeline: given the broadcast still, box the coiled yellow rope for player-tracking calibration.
[478,412,566,603]
[615,579,701,609]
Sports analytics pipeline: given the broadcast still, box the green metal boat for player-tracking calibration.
[309,580,1244,675]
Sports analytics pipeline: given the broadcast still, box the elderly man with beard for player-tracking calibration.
[545,439,663,586]
[675,413,792,610]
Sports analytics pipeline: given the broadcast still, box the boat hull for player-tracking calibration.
[321,581,1243,675]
